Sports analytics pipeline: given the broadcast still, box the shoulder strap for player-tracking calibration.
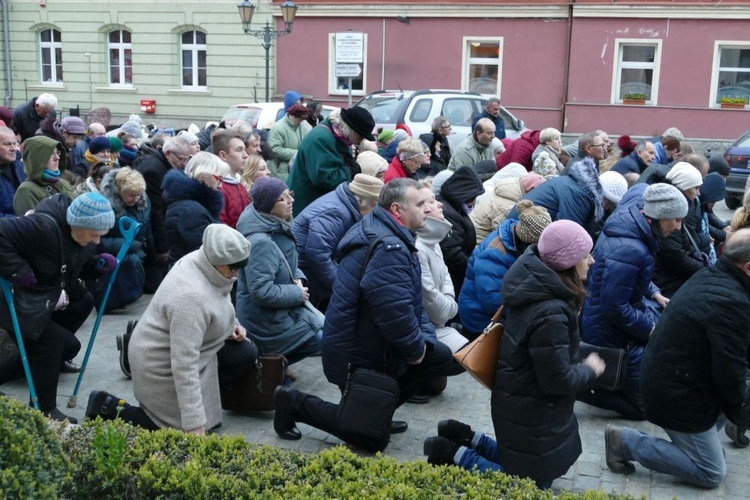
[36,212,66,287]
[684,225,701,255]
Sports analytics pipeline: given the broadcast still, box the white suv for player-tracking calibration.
[354,89,527,150]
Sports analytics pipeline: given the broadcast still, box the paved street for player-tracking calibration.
[2,203,748,498]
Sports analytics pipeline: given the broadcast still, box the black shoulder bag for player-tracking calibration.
[336,236,401,442]
[0,213,66,341]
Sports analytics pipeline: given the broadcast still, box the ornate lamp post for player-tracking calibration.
[237,0,298,102]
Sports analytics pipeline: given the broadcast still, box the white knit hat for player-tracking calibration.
[599,171,628,204]
[666,162,703,191]
[356,151,388,177]
[201,224,250,266]
[349,174,384,201]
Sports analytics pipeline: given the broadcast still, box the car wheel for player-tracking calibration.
[725,193,742,210]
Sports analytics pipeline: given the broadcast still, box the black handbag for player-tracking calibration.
[0,213,65,341]
[337,367,400,441]
[578,342,628,391]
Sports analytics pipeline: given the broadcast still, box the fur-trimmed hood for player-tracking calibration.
[162,169,224,217]
[100,167,149,216]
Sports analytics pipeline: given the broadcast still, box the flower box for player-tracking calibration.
[720,102,746,109]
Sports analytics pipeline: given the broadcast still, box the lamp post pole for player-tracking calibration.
[238,1,298,102]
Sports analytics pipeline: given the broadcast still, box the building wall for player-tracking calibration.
[1,0,281,127]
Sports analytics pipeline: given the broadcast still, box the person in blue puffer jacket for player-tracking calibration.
[458,200,551,339]
[578,183,686,420]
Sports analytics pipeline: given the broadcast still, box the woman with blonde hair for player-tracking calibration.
[240,154,271,197]
[95,166,153,311]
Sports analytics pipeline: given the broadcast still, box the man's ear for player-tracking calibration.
[741,260,750,277]
[390,202,402,220]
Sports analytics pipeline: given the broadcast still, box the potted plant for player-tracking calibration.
[719,96,748,109]
[622,92,648,105]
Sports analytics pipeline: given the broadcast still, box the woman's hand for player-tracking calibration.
[653,292,670,309]
[583,353,606,377]
[187,426,206,436]
[295,279,310,302]
[229,325,246,342]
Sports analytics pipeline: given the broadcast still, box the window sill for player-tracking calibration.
[27,83,66,91]
[167,88,212,95]
[95,86,137,93]
[329,89,365,97]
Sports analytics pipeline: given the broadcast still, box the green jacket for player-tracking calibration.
[14,135,74,215]
[287,119,356,217]
[267,115,306,182]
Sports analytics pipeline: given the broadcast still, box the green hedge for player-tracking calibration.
[0,396,636,499]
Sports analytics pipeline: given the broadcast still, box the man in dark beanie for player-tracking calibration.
[287,107,375,216]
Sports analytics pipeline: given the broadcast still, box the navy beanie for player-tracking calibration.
[251,176,289,214]
[699,172,726,205]
[89,136,111,155]
[708,155,731,177]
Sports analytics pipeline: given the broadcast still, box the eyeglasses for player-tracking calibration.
[228,261,247,271]
[50,151,62,159]
[276,191,294,203]
[589,143,605,149]
[440,125,452,130]
[171,152,192,166]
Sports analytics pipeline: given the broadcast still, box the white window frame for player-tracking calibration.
[327,33,367,97]
[39,28,63,84]
[461,36,503,98]
[108,29,133,87]
[611,39,662,105]
[181,30,207,89]
[709,41,750,108]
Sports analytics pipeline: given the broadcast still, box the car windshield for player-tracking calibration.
[736,133,750,149]
[356,94,403,123]
[221,107,262,126]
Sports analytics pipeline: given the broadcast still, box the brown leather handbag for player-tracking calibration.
[220,353,287,412]
[453,305,504,389]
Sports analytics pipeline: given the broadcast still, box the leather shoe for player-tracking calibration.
[605,425,635,474]
[438,419,474,447]
[61,360,81,373]
[725,422,750,448]
[406,393,429,404]
[273,386,301,440]
[42,407,78,424]
[390,420,408,434]
[423,436,459,466]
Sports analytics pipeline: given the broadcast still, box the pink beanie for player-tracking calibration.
[520,173,546,193]
[538,220,593,271]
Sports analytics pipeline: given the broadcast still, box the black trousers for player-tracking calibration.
[576,383,647,421]
[21,293,93,410]
[288,341,454,452]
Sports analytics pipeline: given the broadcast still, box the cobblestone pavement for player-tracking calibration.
[2,291,749,498]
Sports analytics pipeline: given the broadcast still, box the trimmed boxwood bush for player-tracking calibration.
[0,396,72,498]
[1,397,636,499]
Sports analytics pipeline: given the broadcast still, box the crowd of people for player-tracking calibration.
[2,90,750,492]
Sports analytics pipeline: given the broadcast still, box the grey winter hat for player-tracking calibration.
[202,223,250,266]
[66,192,115,231]
[643,183,688,220]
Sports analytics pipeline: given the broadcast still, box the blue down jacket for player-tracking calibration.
[321,205,435,387]
[459,218,523,336]
[293,182,362,304]
[581,184,658,386]
[506,174,595,227]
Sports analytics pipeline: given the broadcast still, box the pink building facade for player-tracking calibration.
[273,0,750,140]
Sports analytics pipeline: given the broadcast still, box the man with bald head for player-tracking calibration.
[71,122,107,167]
[0,126,23,217]
[606,229,750,488]
[448,117,495,171]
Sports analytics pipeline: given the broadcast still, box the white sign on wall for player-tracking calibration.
[335,32,364,64]
[335,64,362,78]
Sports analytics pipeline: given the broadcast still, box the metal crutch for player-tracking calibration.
[0,277,40,410]
[68,216,141,408]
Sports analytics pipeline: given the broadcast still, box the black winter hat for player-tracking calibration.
[340,107,375,141]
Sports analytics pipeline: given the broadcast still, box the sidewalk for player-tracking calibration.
[2,294,749,498]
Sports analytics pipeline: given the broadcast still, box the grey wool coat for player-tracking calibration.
[236,204,323,356]
[129,248,239,431]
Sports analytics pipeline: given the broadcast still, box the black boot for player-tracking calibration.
[41,407,78,424]
[273,386,301,440]
[60,360,81,373]
[117,320,136,379]
[438,419,474,447]
[423,436,460,466]
[85,390,125,421]
[725,422,750,448]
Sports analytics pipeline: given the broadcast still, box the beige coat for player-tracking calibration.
[130,248,238,431]
[470,177,525,244]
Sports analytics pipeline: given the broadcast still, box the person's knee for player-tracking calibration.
[698,464,726,489]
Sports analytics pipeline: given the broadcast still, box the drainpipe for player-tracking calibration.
[381,19,386,90]
[560,1,574,132]
[1,0,11,107]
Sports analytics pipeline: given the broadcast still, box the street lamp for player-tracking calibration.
[237,0,298,102]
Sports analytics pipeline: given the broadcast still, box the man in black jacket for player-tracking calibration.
[605,229,750,488]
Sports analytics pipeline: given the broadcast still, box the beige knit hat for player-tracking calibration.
[202,224,250,266]
[349,174,384,201]
[514,200,552,244]
[356,151,388,177]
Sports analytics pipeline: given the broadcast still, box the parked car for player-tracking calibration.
[221,102,337,130]
[723,128,750,209]
[353,89,527,151]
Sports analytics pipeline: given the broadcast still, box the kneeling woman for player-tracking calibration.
[424,220,604,489]
[85,224,257,434]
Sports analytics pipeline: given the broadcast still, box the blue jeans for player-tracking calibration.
[455,433,552,490]
[621,416,727,488]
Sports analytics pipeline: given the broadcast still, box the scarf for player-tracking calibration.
[568,157,604,222]
[330,121,352,147]
[41,168,60,183]
[119,146,137,165]
[85,150,112,168]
